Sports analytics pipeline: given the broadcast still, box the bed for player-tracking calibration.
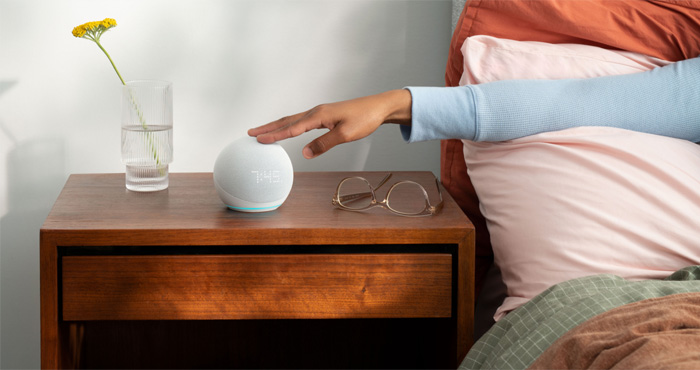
[444,1,700,368]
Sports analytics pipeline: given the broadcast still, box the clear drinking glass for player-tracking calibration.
[121,80,173,192]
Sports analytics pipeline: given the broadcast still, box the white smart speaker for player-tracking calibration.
[213,136,294,212]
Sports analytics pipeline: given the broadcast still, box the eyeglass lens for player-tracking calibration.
[386,182,428,214]
[337,178,374,210]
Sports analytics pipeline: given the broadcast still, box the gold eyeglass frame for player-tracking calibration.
[332,173,444,217]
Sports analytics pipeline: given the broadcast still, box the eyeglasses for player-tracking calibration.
[332,173,444,217]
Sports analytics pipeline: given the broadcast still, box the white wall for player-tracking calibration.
[0,0,451,367]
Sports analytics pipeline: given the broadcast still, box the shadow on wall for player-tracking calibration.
[0,80,67,370]
[361,1,449,174]
[209,1,444,175]
[225,1,379,173]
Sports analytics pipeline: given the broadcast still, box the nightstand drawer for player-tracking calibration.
[62,254,452,321]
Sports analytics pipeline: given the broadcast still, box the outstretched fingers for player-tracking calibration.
[247,111,311,144]
[249,107,343,158]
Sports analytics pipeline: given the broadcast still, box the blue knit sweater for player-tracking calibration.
[402,57,700,143]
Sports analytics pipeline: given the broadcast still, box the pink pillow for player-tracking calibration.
[460,35,670,85]
[459,36,700,320]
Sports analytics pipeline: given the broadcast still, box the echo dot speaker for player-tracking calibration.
[213,136,294,212]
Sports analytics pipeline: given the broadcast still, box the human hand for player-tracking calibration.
[248,89,412,159]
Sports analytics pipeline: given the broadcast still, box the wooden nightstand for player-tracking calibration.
[40,172,474,369]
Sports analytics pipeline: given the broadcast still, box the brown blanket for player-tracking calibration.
[529,293,700,369]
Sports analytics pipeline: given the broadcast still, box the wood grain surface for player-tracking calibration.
[41,172,472,246]
[62,254,452,320]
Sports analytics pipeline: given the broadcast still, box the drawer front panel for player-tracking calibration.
[62,254,452,320]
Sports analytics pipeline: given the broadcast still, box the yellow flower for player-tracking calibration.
[72,18,124,85]
[72,18,117,43]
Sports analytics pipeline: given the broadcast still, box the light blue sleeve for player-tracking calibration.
[402,57,700,143]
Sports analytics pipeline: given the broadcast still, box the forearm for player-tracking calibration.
[404,56,700,143]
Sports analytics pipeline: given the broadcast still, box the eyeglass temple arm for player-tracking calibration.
[338,192,372,203]
[427,178,445,214]
[374,173,392,190]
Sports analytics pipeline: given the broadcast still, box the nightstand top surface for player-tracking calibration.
[41,172,472,246]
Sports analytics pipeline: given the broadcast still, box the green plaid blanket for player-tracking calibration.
[460,266,700,370]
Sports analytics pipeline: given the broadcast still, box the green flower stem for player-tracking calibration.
[93,35,161,167]
[126,90,149,130]
[93,34,160,168]
[103,43,165,173]
[95,40,126,86]
[103,46,163,171]
[126,90,165,172]
[76,21,166,176]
